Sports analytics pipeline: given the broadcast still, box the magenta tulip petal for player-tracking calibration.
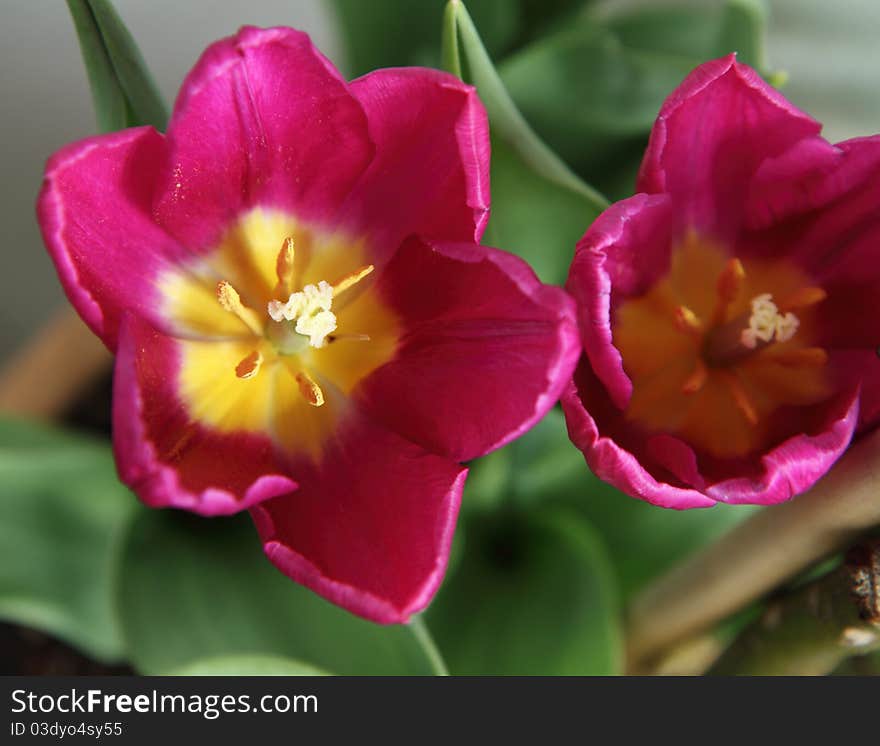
[565,193,673,411]
[113,314,297,516]
[357,238,580,461]
[744,137,850,232]
[639,54,820,239]
[745,136,880,238]
[340,68,490,259]
[37,127,181,348]
[154,26,374,250]
[831,351,880,433]
[562,365,715,509]
[251,416,466,624]
[564,361,857,509]
[705,389,858,505]
[782,138,880,340]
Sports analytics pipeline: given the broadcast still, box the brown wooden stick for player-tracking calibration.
[0,307,111,420]
[627,426,880,672]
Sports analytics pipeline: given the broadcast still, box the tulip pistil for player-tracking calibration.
[267,260,375,350]
[268,281,338,348]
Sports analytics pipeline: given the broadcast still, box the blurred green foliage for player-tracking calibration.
[768,0,880,144]
[0,418,449,675]
[0,420,135,661]
[333,0,586,77]
[336,0,768,209]
[428,506,623,675]
[167,655,329,676]
[118,510,442,675]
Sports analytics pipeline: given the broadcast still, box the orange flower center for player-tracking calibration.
[613,230,831,458]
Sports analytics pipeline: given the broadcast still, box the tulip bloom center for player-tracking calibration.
[614,231,832,458]
[158,209,399,458]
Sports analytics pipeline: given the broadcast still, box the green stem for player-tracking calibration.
[445,0,609,212]
[708,538,880,675]
[409,615,450,676]
[441,0,462,79]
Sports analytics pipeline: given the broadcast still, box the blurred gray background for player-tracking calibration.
[2,0,879,360]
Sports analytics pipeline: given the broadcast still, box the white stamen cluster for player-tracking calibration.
[740,293,799,349]
[267,281,337,348]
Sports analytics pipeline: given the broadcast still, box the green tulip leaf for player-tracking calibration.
[445,0,608,209]
[0,418,137,661]
[117,510,447,675]
[66,0,129,132]
[66,0,167,132]
[484,136,601,285]
[86,0,168,129]
[167,654,329,676]
[428,507,623,675]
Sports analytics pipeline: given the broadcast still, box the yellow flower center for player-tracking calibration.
[157,209,399,460]
[613,230,832,458]
[213,239,375,407]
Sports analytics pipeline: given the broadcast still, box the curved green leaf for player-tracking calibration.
[87,0,168,130]
[445,0,608,210]
[117,510,446,675]
[441,0,463,79]
[168,654,329,676]
[66,0,129,132]
[428,507,623,675]
[0,419,136,661]
[66,0,167,132]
